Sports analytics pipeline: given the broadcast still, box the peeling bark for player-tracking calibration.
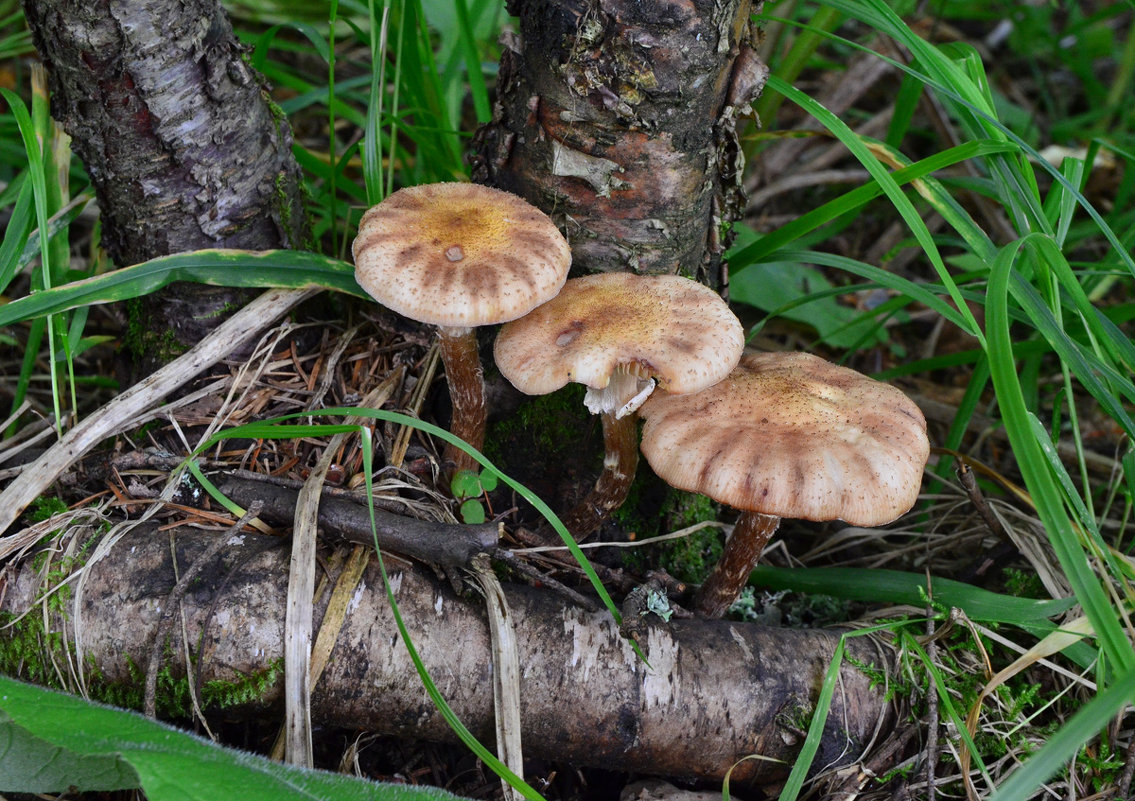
[1,527,893,787]
[472,0,768,288]
[21,0,310,355]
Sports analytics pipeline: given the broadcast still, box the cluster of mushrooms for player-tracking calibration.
[352,182,930,619]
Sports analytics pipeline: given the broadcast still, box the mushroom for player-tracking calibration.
[352,182,571,476]
[493,272,745,538]
[638,351,930,618]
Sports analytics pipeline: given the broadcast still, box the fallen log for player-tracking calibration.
[0,526,893,787]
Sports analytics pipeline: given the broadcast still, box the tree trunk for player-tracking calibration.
[21,0,310,357]
[472,0,767,289]
[0,526,893,789]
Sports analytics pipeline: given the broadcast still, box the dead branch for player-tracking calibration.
[2,526,895,788]
[218,475,499,570]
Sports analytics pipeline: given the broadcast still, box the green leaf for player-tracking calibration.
[0,249,365,328]
[477,471,498,492]
[729,257,883,348]
[0,676,470,800]
[748,565,1076,624]
[459,498,486,524]
[0,710,139,792]
[449,469,482,500]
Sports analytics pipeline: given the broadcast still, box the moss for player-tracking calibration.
[1002,566,1046,599]
[274,169,314,251]
[487,383,591,463]
[0,607,285,718]
[124,296,188,361]
[28,496,68,522]
[0,611,70,690]
[150,656,285,718]
[617,484,722,583]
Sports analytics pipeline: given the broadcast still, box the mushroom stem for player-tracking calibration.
[557,410,639,540]
[694,512,781,618]
[437,327,486,477]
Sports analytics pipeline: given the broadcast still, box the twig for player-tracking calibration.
[144,502,262,718]
[218,476,498,569]
[490,547,598,612]
[220,474,601,611]
[956,460,1010,544]
[925,587,939,801]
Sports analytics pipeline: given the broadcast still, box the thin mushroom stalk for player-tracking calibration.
[436,325,486,476]
[556,406,640,539]
[694,512,780,618]
[555,366,653,538]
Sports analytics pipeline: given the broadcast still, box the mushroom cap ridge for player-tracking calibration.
[352,182,571,328]
[638,351,930,527]
[493,272,745,396]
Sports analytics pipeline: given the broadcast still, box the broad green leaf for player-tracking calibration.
[0,709,138,792]
[729,256,883,348]
[0,676,469,800]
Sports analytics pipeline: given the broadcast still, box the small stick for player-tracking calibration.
[957,460,1009,543]
[925,577,939,801]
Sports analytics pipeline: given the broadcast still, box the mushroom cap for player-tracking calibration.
[638,352,929,526]
[352,182,571,328]
[493,272,745,397]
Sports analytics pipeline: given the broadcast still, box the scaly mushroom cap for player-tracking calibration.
[639,352,929,526]
[493,273,745,402]
[352,182,571,329]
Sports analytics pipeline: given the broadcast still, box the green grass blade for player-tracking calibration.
[0,172,33,294]
[452,0,490,123]
[0,249,364,328]
[987,238,1135,677]
[763,74,981,345]
[988,664,1135,801]
[753,248,973,333]
[363,0,388,204]
[1008,269,1135,439]
[2,86,59,432]
[729,139,1014,275]
[763,1,1135,279]
[748,566,1076,624]
[774,633,846,801]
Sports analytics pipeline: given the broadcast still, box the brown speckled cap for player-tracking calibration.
[352,182,571,329]
[493,273,744,408]
[639,352,929,526]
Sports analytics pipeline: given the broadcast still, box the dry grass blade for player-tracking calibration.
[275,374,403,766]
[960,615,1098,797]
[469,552,525,801]
[0,287,318,550]
[390,342,440,469]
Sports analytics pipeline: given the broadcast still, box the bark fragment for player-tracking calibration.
[1,527,894,788]
[472,0,768,288]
